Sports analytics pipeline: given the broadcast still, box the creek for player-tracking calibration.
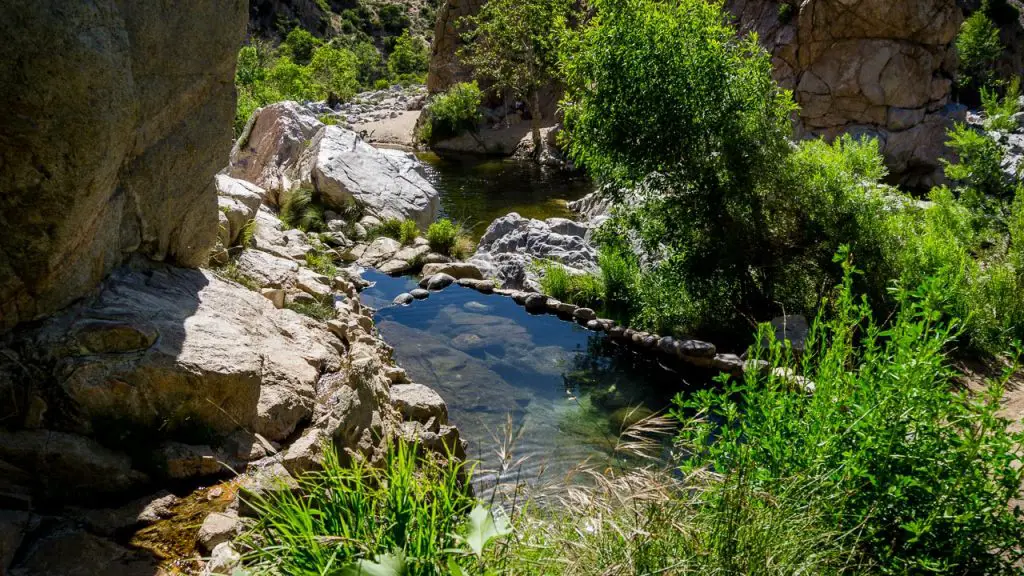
[362,157,698,486]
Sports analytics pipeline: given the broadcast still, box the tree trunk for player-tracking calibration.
[528,88,543,159]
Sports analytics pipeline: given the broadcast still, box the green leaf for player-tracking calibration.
[447,558,469,576]
[340,552,406,576]
[458,504,512,557]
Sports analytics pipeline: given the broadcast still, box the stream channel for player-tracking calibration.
[361,155,700,486]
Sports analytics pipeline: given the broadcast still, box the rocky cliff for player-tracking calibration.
[727,0,965,187]
[0,0,247,332]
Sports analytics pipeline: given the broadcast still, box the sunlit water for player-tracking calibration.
[417,153,594,240]
[362,271,697,486]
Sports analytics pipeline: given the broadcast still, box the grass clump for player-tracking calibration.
[425,218,460,255]
[213,261,261,292]
[677,253,1024,574]
[280,187,327,233]
[536,260,603,309]
[240,440,508,575]
[304,245,339,278]
[284,298,336,322]
[371,218,420,245]
[981,76,1022,132]
[418,82,483,144]
[238,218,258,248]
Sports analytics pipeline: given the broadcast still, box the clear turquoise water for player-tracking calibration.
[361,271,695,485]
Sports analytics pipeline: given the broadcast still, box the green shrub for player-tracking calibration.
[420,82,483,143]
[677,255,1024,574]
[374,78,392,90]
[282,27,320,66]
[399,219,420,245]
[241,440,485,575]
[304,245,338,278]
[944,123,1010,198]
[280,187,327,233]
[537,261,604,308]
[957,11,1004,92]
[237,218,257,248]
[387,30,429,79]
[777,2,794,23]
[981,76,1022,131]
[425,218,461,256]
[213,260,261,292]
[353,41,386,88]
[309,44,360,102]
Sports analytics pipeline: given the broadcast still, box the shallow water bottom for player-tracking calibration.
[362,271,697,486]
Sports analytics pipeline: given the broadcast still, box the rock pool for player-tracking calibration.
[417,153,594,240]
[362,271,698,487]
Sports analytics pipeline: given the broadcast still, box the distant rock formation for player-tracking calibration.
[0,0,247,332]
[427,0,484,94]
[726,0,966,187]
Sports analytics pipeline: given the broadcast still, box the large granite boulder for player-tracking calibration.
[470,213,598,290]
[726,0,965,187]
[23,265,343,444]
[0,0,247,332]
[229,101,324,202]
[297,126,440,228]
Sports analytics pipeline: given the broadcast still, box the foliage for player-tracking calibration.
[536,261,603,309]
[563,0,796,336]
[309,44,360,102]
[419,82,483,143]
[677,256,1024,574]
[944,123,1011,198]
[304,244,338,278]
[372,218,420,245]
[981,76,1022,131]
[213,260,261,292]
[387,30,429,80]
[238,218,258,249]
[282,27,320,66]
[285,298,336,322]
[241,440,490,575]
[280,187,327,233]
[353,40,387,87]
[460,0,571,150]
[957,11,1004,93]
[425,218,461,256]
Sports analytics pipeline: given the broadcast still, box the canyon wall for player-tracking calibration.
[0,0,247,332]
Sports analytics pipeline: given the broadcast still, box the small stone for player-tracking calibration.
[205,542,241,575]
[573,308,597,321]
[712,354,745,375]
[410,288,430,299]
[327,320,348,340]
[197,511,239,553]
[586,319,602,331]
[260,288,285,309]
[422,273,456,291]
[385,366,409,384]
[457,278,495,293]
[524,293,547,312]
[607,325,626,338]
[555,302,577,315]
[393,293,414,305]
[511,291,530,305]
[677,339,716,359]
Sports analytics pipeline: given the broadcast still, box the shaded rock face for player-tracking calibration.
[427,0,485,93]
[0,0,247,332]
[727,0,965,187]
[24,265,342,445]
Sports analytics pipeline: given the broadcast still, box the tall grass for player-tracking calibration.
[241,441,477,575]
[425,218,473,258]
[372,218,421,245]
[281,187,327,233]
[677,249,1024,574]
[536,260,603,309]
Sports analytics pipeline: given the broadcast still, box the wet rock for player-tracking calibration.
[0,430,147,502]
[771,314,809,354]
[424,273,456,291]
[394,293,415,306]
[554,302,577,316]
[712,354,746,375]
[197,511,240,553]
[677,339,717,359]
[157,442,225,480]
[70,492,178,537]
[410,288,430,299]
[524,293,548,313]
[390,383,449,426]
[205,542,241,576]
[586,319,602,331]
[456,278,495,293]
[421,262,484,280]
[574,308,597,321]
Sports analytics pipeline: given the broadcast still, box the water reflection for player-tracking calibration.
[416,153,594,240]
[362,271,694,486]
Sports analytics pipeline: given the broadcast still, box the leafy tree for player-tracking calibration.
[387,30,429,80]
[460,0,572,155]
[562,0,796,335]
[282,27,320,66]
[352,41,385,87]
[309,44,360,102]
[378,3,411,36]
[957,11,1004,93]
